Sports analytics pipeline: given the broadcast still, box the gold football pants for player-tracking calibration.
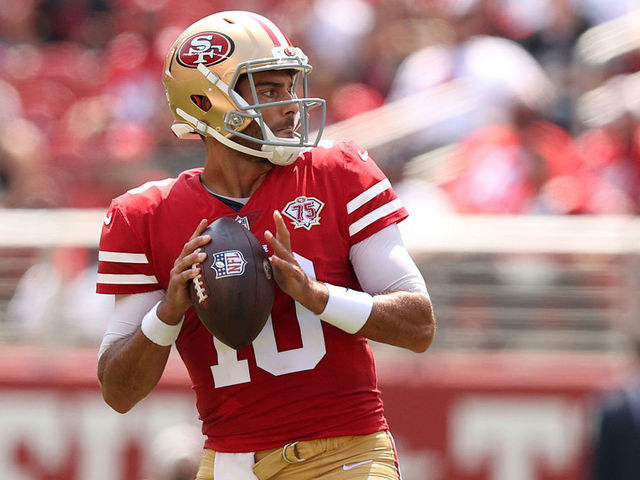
[196,431,402,479]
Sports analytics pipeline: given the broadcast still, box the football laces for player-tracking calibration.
[192,264,209,303]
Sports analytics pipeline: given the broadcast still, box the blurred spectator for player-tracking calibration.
[145,424,202,480]
[571,72,640,214]
[387,2,555,148]
[591,335,640,480]
[436,111,590,214]
[305,0,375,72]
[330,82,385,122]
[0,116,60,207]
[437,124,539,214]
[575,0,640,25]
[5,247,113,345]
[384,149,455,220]
[0,0,638,213]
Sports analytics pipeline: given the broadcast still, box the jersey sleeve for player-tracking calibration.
[338,141,408,245]
[96,199,161,295]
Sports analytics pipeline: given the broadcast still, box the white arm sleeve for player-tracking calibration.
[349,223,429,297]
[98,290,165,359]
[99,226,424,358]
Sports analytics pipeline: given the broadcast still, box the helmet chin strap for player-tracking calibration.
[259,121,304,166]
[174,108,300,165]
[261,144,301,166]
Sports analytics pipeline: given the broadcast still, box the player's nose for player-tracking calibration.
[281,93,298,116]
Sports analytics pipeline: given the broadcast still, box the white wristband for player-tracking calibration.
[318,283,373,334]
[141,301,184,346]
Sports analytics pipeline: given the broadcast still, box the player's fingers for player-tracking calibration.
[269,254,297,279]
[264,229,277,249]
[175,219,210,261]
[264,229,295,263]
[180,263,202,282]
[269,254,308,300]
[176,250,207,273]
[190,218,209,240]
[273,210,292,252]
[178,233,211,262]
[170,265,199,287]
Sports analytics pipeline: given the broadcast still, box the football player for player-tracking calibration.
[97,10,435,480]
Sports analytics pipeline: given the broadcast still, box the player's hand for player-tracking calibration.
[265,210,328,314]
[158,219,210,325]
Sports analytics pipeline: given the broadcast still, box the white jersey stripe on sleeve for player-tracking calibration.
[97,273,158,285]
[348,199,404,237]
[99,251,149,264]
[346,179,391,214]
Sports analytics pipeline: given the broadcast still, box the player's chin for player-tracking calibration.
[229,136,268,162]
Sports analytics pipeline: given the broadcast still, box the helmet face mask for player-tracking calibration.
[227,55,325,151]
[162,11,326,165]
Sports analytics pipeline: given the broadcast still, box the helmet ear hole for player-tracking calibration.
[191,95,212,112]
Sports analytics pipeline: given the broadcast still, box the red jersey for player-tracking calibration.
[97,140,408,452]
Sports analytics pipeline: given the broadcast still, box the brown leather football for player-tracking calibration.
[189,216,274,350]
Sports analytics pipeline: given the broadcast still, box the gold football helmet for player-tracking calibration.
[162,11,326,165]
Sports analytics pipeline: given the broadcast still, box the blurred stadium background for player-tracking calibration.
[2,0,640,479]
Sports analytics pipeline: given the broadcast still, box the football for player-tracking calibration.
[189,216,274,350]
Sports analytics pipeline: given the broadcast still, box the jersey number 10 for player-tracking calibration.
[210,253,327,387]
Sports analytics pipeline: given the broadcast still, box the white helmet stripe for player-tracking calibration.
[244,12,291,47]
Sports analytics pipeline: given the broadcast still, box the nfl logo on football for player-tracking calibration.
[211,250,247,278]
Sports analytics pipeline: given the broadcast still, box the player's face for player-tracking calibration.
[236,70,299,138]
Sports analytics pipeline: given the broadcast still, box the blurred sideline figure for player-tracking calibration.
[591,335,640,480]
[387,2,555,148]
[145,424,202,480]
[6,247,113,345]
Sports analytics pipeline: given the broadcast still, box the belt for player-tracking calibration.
[253,436,351,480]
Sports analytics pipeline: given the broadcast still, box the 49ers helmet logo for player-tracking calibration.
[177,32,235,68]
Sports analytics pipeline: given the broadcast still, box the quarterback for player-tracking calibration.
[97,10,435,480]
